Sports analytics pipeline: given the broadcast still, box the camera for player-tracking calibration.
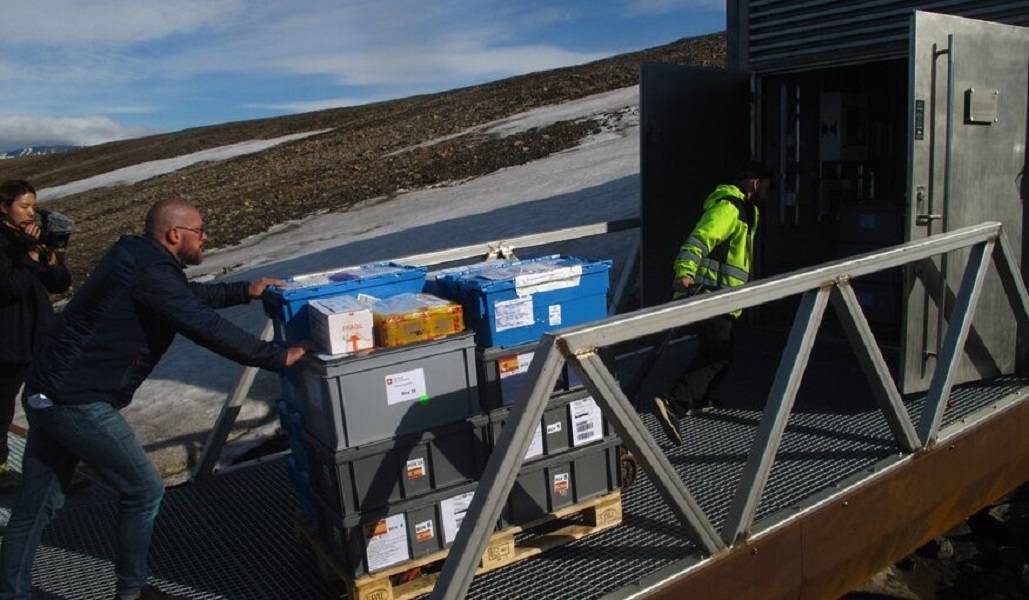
[35,209,74,250]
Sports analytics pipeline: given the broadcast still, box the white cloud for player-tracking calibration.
[273,43,607,86]
[625,0,724,16]
[0,115,153,150]
[1,0,244,45]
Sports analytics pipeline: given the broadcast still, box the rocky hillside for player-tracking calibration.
[0,33,725,289]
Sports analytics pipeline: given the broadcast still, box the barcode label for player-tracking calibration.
[570,396,603,446]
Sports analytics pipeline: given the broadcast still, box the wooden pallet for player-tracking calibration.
[294,490,623,600]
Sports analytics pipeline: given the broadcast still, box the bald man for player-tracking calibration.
[0,198,309,600]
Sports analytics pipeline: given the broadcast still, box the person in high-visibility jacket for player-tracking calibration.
[653,163,772,446]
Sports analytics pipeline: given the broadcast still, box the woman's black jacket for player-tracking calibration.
[0,226,72,365]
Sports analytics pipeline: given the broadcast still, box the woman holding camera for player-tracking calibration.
[0,180,70,489]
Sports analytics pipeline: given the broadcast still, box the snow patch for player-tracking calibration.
[37,129,333,201]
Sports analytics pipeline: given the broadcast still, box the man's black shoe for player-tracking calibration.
[652,395,684,446]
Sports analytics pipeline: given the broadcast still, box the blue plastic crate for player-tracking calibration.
[261,261,427,344]
[437,255,611,347]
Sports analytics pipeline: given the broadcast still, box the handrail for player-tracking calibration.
[432,221,1029,600]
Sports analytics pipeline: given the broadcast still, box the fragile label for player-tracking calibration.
[441,491,476,544]
[498,352,534,379]
[546,421,562,435]
[494,296,534,332]
[525,424,544,460]
[385,368,428,406]
[406,457,427,480]
[414,520,435,543]
[548,304,562,326]
[570,396,603,447]
[553,472,570,496]
[364,514,409,572]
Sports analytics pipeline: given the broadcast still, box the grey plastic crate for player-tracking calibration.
[502,438,621,527]
[315,481,493,578]
[476,340,576,411]
[300,332,481,450]
[305,414,490,518]
[488,388,615,463]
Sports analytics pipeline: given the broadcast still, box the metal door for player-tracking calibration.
[902,11,1029,394]
[640,64,750,307]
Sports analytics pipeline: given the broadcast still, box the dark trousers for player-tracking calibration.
[0,398,165,600]
[671,316,735,407]
[0,364,28,466]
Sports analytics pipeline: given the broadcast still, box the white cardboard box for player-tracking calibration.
[308,296,374,356]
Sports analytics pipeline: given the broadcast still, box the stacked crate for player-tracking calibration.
[266,255,621,581]
[261,262,431,526]
[436,255,622,528]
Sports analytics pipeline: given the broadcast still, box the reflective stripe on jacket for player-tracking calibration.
[673,184,759,316]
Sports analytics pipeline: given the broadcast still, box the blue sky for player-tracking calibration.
[0,1,724,151]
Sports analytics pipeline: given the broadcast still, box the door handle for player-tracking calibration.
[916,213,944,226]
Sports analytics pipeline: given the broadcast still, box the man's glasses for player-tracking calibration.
[174,225,206,238]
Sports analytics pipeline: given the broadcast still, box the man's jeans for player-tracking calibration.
[0,398,165,599]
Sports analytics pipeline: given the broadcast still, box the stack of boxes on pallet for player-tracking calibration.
[262,254,618,580]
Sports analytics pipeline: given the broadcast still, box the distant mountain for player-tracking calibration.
[0,145,79,159]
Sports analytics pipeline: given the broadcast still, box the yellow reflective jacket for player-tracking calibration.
[673,184,758,316]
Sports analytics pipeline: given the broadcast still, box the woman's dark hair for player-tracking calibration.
[0,180,36,207]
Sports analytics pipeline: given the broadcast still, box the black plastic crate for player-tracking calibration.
[476,340,582,411]
[488,388,615,463]
[306,414,490,518]
[502,437,621,527]
[315,481,492,578]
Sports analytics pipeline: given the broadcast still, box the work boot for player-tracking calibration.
[652,395,684,446]
[0,463,21,492]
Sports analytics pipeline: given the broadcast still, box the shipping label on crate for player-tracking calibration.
[494,296,534,332]
[384,368,428,406]
[548,304,562,326]
[406,457,427,481]
[553,472,570,496]
[514,265,583,296]
[414,519,435,543]
[498,352,534,379]
[364,514,409,572]
[570,396,603,447]
[546,421,562,435]
[525,424,544,460]
[441,491,476,544]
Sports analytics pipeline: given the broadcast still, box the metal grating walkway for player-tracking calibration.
[2,375,1027,599]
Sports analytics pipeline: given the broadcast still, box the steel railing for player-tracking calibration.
[432,221,1029,599]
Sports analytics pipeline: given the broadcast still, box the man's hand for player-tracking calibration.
[673,276,695,294]
[285,340,318,367]
[249,277,287,299]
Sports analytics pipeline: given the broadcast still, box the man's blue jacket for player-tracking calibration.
[27,234,287,407]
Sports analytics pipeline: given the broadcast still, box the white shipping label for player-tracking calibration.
[548,304,562,326]
[498,352,535,380]
[546,421,562,435]
[364,514,409,572]
[514,265,583,296]
[385,368,428,406]
[570,397,604,447]
[441,491,476,544]
[414,520,435,543]
[494,296,534,332]
[525,424,544,460]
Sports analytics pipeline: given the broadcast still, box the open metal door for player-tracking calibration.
[902,11,1029,394]
[640,64,750,307]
